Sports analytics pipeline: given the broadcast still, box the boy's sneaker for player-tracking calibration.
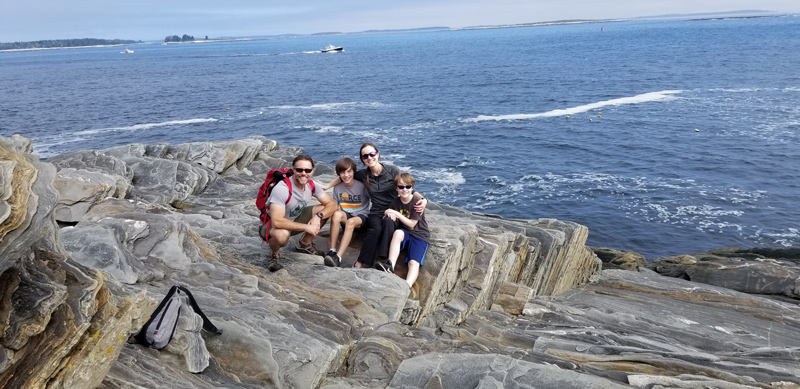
[323,251,341,267]
[267,253,283,272]
[296,241,324,256]
[375,260,393,273]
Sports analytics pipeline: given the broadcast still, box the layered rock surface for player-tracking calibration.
[1,135,799,388]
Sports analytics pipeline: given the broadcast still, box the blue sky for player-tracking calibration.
[2,0,799,42]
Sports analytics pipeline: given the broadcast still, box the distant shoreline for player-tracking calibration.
[160,38,261,45]
[451,19,627,31]
[0,38,261,53]
[0,43,134,53]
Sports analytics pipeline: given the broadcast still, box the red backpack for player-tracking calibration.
[256,168,316,225]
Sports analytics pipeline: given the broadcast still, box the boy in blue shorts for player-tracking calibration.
[375,172,429,288]
[324,158,370,267]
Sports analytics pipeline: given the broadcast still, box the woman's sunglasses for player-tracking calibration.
[396,185,413,190]
[361,152,378,160]
[294,167,313,173]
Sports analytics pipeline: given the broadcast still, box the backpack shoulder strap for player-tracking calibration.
[283,176,293,205]
[176,286,223,335]
[309,180,316,195]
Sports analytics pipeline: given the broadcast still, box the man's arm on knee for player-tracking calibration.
[316,193,339,218]
[269,204,306,231]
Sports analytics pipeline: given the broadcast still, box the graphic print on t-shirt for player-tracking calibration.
[288,203,305,219]
[333,180,370,217]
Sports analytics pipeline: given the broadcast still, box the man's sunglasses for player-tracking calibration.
[294,167,313,173]
[361,152,378,160]
[396,185,413,190]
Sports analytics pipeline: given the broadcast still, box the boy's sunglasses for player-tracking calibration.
[396,185,413,190]
[361,152,378,160]
[294,167,313,173]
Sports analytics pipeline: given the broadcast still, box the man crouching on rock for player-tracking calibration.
[261,155,338,272]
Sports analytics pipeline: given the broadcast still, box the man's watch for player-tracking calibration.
[316,212,324,219]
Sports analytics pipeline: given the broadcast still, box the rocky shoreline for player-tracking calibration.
[1,134,799,388]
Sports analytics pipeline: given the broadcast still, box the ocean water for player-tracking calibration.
[2,16,799,258]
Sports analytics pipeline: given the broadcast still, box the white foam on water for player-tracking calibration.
[411,168,466,196]
[411,168,465,186]
[314,126,342,133]
[31,135,90,158]
[696,220,744,232]
[352,131,396,143]
[74,118,218,135]
[472,171,771,238]
[726,188,767,204]
[675,205,744,218]
[457,156,494,167]
[464,90,683,122]
[749,228,799,247]
[762,228,800,239]
[220,109,265,121]
[721,120,798,144]
[382,153,407,160]
[268,102,387,110]
[708,87,765,93]
[400,120,448,130]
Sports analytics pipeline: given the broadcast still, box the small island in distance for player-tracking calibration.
[0,38,142,51]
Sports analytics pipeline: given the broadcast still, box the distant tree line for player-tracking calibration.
[164,34,205,43]
[0,38,141,51]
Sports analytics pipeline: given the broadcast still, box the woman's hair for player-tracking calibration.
[335,158,357,175]
[292,154,315,168]
[394,172,415,186]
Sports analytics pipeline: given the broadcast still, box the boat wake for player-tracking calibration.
[465,90,683,122]
[74,118,218,135]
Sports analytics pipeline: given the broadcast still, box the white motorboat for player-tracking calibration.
[121,48,134,54]
[320,45,343,53]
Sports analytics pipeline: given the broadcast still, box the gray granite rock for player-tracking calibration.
[649,247,800,298]
[53,167,126,223]
[2,135,799,389]
[591,246,648,270]
[1,134,153,388]
[388,353,629,389]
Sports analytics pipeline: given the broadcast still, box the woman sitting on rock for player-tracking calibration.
[325,142,427,268]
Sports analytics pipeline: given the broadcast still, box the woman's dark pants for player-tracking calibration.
[357,214,396,267]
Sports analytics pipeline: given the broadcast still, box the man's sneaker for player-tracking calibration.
[323,251,341,267]
[267,253,284,272]
[375,260,393,273]
[296,241,324,256]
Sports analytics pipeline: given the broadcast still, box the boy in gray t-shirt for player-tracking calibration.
[324,158,371,267]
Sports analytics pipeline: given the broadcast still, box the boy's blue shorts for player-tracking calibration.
[399,229,429,266]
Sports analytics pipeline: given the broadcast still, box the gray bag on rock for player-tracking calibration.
[131,285,222,349]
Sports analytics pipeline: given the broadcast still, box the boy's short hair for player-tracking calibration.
[394,172,415,186]
[335,158,357,175]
